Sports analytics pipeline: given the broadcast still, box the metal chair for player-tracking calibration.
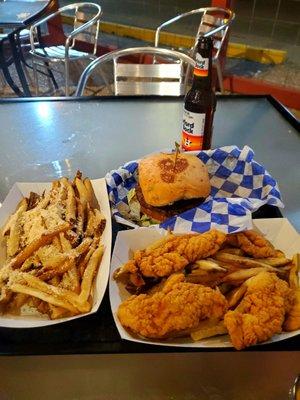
[29,3,102,96]
[76,46,196,97]
[154,7,235,93]
[0,31,20,95]
[0,33,12,90]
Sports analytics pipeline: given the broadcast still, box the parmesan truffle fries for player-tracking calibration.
[0,172,106,319]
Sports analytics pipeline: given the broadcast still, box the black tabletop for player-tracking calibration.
[0,95,299,355]
[0,1,50,28]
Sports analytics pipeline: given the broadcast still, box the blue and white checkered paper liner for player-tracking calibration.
[105,145,284,234]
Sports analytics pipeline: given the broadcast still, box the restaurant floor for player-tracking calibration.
[2,0,300,103]
[2,31,300,93]
[59,0,300,65]
[1,32,299,120]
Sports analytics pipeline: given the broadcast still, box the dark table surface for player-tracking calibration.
[0,94,299,355]
[0,0,49,28]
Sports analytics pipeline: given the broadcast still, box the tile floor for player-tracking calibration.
[2,0,300,100]
[1,32,299,102]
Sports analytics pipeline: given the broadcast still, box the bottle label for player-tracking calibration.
[181,108,206,151]
[194,53,209,77]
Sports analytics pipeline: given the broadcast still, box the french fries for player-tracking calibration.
[192,259,227,272]
[288,254,300,289]
[79,245,104,303]
[226,284,247,308]
[217,248,244,256]
[222,266,281,284]
[215,251,281,269]
[9,223,71,270]
[0,173,106,320]
[7,199,27,257]
[255,257,290,267]
[191,319,227,341]
[284,254,300,331]
[84,178,100,210]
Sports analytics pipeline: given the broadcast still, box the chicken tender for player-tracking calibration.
[224,272,293,350]
[118,273,228,339]
[226,230,277,259]
[119,230,226,280]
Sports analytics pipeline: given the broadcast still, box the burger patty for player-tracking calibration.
[135,183,205,222]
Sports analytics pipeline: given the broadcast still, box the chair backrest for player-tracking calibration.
[114,56,187,96]
[29,3,102,54]
[76,46,196,97]
[71,5,100,50]
[64,3,101,53]
[155,7,235,61]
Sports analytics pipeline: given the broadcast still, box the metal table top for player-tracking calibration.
[0,0,49,28]
[0,95,299,229]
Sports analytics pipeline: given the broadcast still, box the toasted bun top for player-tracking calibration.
[138,152,211,207]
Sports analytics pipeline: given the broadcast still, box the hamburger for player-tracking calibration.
[135,152,211,222]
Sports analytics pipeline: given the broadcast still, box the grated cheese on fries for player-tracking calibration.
[0,172,106,320]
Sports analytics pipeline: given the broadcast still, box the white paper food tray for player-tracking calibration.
[0,178,112,328]
[110,218,300,348]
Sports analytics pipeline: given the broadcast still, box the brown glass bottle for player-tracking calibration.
[181,36,216,151]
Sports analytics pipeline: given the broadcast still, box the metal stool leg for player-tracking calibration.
[32,59,39,96]
[0,40,24,96]
[65,58,70,96]
[8,32,31,96]
[15,33,38,91]
[98,68,113,95]
[17,33,59,94]
[23,62,34,88]
[45,61,59,91]
[0,69,6,90]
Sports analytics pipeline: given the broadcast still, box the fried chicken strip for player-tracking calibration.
[225,230,277,259]
[117,273,228,339]
[118,230,226,281]
[224,272,293,350]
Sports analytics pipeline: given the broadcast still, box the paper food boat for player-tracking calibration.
[110,218,300,348]
[0,178,112,328]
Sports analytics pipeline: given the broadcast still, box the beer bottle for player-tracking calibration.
[181,36,216,151]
